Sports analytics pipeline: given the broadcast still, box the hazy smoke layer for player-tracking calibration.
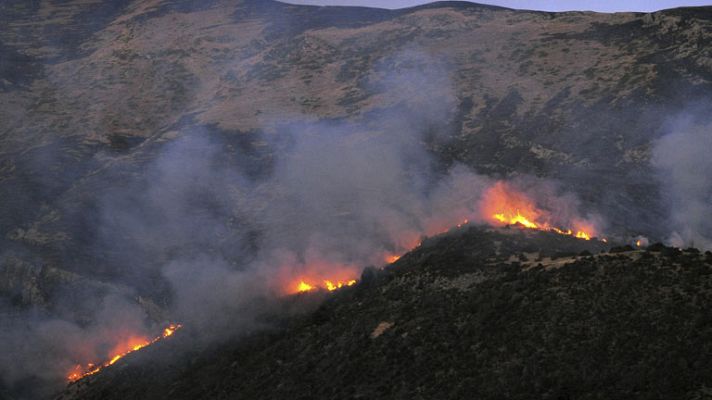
[0,49,490,397]
[652,119,712,249]
[0,47,603,399]
[154,48,488,333]
[0,294,151,399]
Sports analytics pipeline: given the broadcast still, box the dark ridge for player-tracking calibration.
[403,1,513,12]
[656,5,712,20]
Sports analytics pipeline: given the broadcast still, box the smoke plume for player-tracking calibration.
[652,117,712,249]
[0,48,604,398]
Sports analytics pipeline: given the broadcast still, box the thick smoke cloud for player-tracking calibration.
[652,117,712,249]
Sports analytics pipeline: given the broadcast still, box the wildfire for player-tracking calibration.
[481,181,597,241]
[385,254,401,263]
[293,279,356,293]
[287,181,601,295]
[634,236,648,248]
[296,280,315,292]
[576,231,591,240]
[67,323,182,383]
[325,280,357,291]
[494,211,538,229]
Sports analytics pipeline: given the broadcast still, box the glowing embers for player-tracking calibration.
[67,324,182,382]
[293,279,357,293]
[481,181,597,241]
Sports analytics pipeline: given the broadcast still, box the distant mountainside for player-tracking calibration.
[57,226,712,400]
[2,0,712,256]
[2,1,712,398]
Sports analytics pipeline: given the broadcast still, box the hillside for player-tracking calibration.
[2,1,712,398]
[2,1,712,271]
[57,226,712,400]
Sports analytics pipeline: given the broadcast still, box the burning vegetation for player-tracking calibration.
[64,178,605,385]
[481,181,599,241]
[294,279,357,293]
[287,181,602,294]
[67,324,182,383]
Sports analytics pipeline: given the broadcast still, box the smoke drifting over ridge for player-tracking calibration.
[0,49,603,398]
[0,49,479,396]
[152,49,487,331]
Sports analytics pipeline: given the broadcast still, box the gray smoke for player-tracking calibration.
[652,117,712,249]
[0,46,605,399]
[0,48,486,398]
[150,48,488,334]
[0,292,150,399]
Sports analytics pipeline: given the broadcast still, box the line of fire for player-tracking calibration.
[66,180,605,383]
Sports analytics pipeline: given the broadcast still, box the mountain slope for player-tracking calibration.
[2,1,712,266]
[2,1,712,398]
[58,226,712,400]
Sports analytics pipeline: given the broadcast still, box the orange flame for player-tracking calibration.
[286,182,601,295]
[67,324,182,382]
[481,181,597,240]
[385,254,401,264]
[576,231,591,240]
[293,278,356,293]
[296,280,315,292]
[494,211,538,229]
[325,279,357,291]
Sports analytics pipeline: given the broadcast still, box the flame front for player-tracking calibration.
[63,177,605,383]
[285,181,600,295]
[67,324,182,383]
[481,181,598,240]
[494,211,538,229]
[294,278,356,293]
[324,280,357,291]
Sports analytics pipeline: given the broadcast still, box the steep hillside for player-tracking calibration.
[57,226,712,400]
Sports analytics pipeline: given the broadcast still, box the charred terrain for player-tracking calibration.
[1,0,712,399]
